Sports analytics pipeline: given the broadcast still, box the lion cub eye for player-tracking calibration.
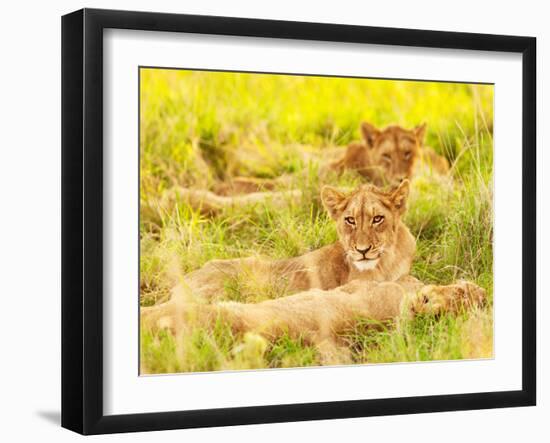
[372,215,384,224]
[382,153,392,162]
[403,151,412,160]
[344,216,356,226]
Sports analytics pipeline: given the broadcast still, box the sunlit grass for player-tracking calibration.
[139,69,494,373]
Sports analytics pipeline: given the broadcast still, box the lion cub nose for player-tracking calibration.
[355,245,372,256]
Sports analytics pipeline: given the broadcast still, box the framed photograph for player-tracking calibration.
[62,8,536,435]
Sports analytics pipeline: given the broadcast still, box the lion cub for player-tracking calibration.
[144,278,485,364]
[171,180,416,302]
[327,122,449,186]
[213,121,449,196]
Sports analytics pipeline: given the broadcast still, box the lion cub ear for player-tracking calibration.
[390,179,410,215]
[321,186,349,220]
[414,123,427,145]
[361,121,381,148]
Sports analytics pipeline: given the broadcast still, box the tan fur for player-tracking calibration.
[163,181,415,302]
[213,176,293,195]
[142,186,302,220]
[143,278,486,364]
[327,122,449,186]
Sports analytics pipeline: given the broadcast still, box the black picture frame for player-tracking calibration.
[61,8,536,435]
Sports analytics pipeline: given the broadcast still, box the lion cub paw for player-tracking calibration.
[415,281,486,315]
[141,305,177,333]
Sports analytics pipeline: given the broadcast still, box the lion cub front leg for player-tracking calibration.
[410,281,486,315]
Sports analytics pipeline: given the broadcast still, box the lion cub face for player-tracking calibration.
[361,122,426,185]
[321,181,409,271]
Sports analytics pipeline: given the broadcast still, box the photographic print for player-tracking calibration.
[139,68,494,375]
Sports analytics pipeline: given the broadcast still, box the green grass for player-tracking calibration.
[139,69,494,373]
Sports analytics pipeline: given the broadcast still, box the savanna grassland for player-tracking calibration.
[139,68,494,374]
